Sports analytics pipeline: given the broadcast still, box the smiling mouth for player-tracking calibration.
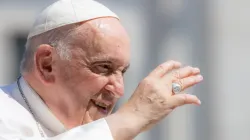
[91,99,110,114]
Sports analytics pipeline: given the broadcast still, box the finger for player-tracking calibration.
[149,60,182,77]
[169,94,201,108]
[171,66,200,80]
[173,74,203,91]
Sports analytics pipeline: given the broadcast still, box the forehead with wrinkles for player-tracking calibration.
[70,17,130,63]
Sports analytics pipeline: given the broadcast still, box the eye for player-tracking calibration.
[92,63,113,75]
[121,68,127,75]
[121,65,130,75]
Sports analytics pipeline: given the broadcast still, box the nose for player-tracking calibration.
[104,72,124,97]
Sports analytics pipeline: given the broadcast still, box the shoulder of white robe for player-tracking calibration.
[0,84,41,138]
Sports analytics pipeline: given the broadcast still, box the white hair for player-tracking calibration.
[20,23,79,74]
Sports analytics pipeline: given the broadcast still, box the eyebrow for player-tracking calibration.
[89,55,113,62]
[89,55,128,64]
[89,55,130,70]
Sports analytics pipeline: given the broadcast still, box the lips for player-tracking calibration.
[91,99,112,114]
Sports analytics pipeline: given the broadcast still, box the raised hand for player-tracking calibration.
[107,60,203,140]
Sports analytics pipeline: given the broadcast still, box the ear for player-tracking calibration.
[34,44,55,84]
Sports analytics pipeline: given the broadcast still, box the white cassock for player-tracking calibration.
[0,77,113,140]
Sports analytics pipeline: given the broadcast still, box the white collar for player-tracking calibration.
[18,77,66,135]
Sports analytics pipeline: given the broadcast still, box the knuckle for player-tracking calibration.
[142,77,154,86]
[186,69,193,75]
[182,94,188,104]
[166,61,175,66]
[172,70,180,79]
[167,60,181,66]
[180,66,192,75]
[188,77,196,83]
[178,79,184,88]
[186,66,193,72]
[186,66,193,69]
[153,64,166,76]
[166,63,173,68]
[157,64,165,71]
[141,77,163,91]
[177,94,188,105]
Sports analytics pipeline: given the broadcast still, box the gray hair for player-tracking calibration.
[20,24,80,74]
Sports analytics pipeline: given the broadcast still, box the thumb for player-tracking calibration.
[170,94,201,108]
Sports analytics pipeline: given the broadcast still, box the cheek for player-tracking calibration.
[82,75,109,94]
[56,64,109,96]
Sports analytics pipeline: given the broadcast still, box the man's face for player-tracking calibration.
[53,18,130,121]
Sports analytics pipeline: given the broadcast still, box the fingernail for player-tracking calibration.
[198,100,201,105]
[197,75,203,81]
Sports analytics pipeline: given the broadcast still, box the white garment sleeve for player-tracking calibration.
[0,118,114,140]
[50,119,114,140]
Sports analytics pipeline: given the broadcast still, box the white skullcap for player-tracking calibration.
[28,0,119,39]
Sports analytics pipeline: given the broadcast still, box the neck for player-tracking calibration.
[23,74,88,129]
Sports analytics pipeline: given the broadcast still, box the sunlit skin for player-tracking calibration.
[22,17,203,140]
[23,17,130,129]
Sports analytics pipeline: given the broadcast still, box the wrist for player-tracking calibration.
[105,106,149,140]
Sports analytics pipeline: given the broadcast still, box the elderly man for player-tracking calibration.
[0,0,203,139]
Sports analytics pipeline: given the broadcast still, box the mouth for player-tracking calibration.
[91,99,111,114]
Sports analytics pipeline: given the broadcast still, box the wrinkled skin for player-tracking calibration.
[53,18,130,124]
[106,61,203,140]
[25,17,130,128]
[25,17,203,140]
